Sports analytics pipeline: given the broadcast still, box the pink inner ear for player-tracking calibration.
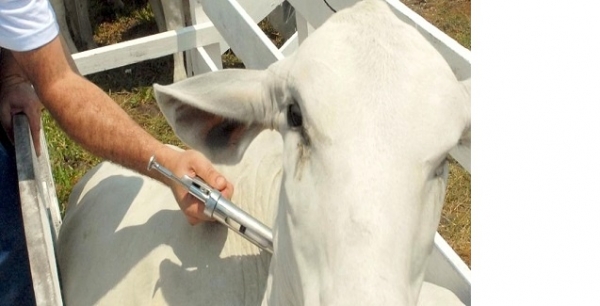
[201,113,228,137]
[228,124,250,147]
[204,117,250,150]
[173,104,228,139]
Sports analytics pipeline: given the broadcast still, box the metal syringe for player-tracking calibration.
[148,156,273,254]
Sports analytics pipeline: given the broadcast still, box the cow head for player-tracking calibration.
[153,0,470,304]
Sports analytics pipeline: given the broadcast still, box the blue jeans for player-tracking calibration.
[0,140,35,306]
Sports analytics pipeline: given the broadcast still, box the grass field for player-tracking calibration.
[43,0,471,266]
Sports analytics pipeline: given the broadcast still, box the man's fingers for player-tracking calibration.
[181,192,202,225]
[186,215,199,225]
[165,149,235,224]
[214,175,226,190]
[189,151,228,191]
[221,181,234,200]
[180,191,214,225]
[200,167,234,200]
[201,165,226,191]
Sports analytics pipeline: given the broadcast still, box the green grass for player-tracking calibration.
[401,0,471,48]
[46,0,471,265]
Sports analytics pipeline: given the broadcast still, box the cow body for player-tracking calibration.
[57,1,470,305]
[58,133,281,305]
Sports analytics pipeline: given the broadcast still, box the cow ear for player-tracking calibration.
[153,69,272,164]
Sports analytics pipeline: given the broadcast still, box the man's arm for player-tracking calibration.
[0,48,44,154]
[11,35,232,224]
[0,35,78,156]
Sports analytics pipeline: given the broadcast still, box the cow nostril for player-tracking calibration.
[287,103,303,128]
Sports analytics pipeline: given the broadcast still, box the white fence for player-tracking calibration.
[73,0,470,172]
[17,0,471,305]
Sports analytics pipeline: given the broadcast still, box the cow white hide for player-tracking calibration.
[57,0,470,305]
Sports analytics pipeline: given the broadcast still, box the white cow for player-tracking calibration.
[57,0,470,305]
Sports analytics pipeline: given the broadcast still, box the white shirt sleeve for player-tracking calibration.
[0,0,60,52]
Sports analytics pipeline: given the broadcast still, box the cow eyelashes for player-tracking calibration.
[285,101,311,147]
[287,103,303,128]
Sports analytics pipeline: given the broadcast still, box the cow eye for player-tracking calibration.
[287,103,303,128]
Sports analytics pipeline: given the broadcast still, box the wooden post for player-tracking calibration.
[14,114,63,306]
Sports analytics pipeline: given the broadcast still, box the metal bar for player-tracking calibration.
[14,114,63,306]
[148,157,274,253]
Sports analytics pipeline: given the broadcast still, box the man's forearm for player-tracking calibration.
[41,72,172,178]
[11,36,175,184]
[58,35,80,74]
[9,34,233,224]
[0,49,31,88]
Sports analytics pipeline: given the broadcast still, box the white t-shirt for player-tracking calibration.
[0,0,59,52]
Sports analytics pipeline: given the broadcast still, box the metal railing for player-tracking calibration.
[14,114,63,306]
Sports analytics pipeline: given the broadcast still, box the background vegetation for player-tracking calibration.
[42,0,471,265]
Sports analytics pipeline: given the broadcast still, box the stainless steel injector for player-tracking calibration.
[148,156,273,254]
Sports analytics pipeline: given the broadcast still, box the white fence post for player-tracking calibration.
[295,10,313,45]
[203,0,284,69]
[188,0,222,74]
[72,23,222,76]
[384,0,470,83]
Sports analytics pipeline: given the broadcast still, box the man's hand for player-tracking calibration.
[157,148,234,225]
[0,81,44,156]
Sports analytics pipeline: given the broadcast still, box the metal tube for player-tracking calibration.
[148,156,273,254]
[212,194,273,253]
